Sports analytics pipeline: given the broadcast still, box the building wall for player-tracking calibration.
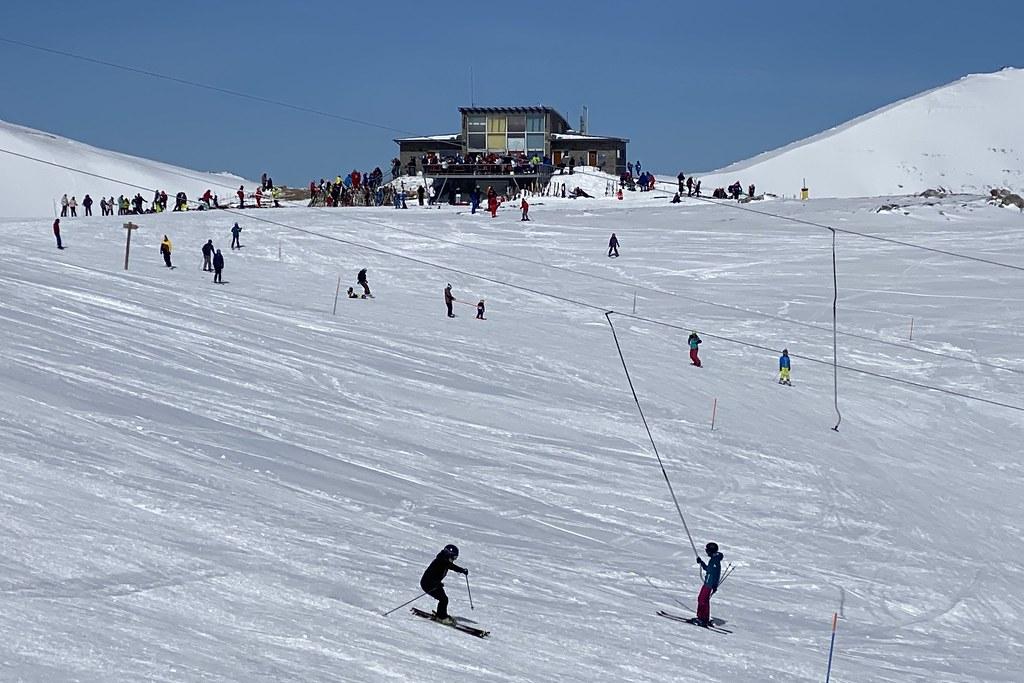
[551,140,627,175]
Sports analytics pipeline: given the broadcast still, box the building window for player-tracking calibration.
[527,114,545,132]
[507,133,526,152]
[468,134,486,151]
[486,116,506,133]
[507,115,526,133]
[526,133,544,153]
[467,115,485,133]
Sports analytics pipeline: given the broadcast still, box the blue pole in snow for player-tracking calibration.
[825,612,839,682]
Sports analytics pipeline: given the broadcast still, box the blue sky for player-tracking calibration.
[1,0,1020,185]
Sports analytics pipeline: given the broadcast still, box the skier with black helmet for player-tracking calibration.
[695,541,723,627]
[420,544,468,624]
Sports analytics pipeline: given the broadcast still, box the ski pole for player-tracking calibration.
[381,590,428,617]
[825,612,839,682]
[717,563,735,587]
[465,574,474,610]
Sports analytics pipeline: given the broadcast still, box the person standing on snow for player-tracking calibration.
[687,331,702,367]
[83,194,93,216]
[60,194,69,217]
[419,544,468,624]
[212,249,224,283]
[520,197,530,221]
[357,268,372,298]
[779,348,791,385]
[202,239,215,271]
[476,299,485,320]
[444,283,456,318]
[470,187,481,215]
[695,542,723,627]
[236,186,245,209]
[608,232,619,258]
[230,222,243,249]
[69,196,78,217]
[52,218,63,249]
[486,187,498,218]
[160,235,173,268]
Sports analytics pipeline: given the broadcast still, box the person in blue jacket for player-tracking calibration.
[779,348,791,385]
[695,541,723,627]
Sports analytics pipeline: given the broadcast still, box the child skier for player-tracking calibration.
[419,544,468,624]
[476,300,485,320]
[687,331,702,367]
[695,541,723,627]
[779,348,791,385]
[608,232,619,258]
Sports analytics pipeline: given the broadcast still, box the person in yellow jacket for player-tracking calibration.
[160,235,173,268]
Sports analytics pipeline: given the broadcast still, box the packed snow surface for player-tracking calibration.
[0,118,255,219]
[1,189,1023,681]
[699,68,1024,199]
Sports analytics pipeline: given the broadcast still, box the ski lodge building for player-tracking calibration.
[394,106,628,197]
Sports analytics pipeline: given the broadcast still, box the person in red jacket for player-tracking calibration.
[486,187,498,218]
[53,218,63,249]
[237,186,245,209]
[520,197,530,221]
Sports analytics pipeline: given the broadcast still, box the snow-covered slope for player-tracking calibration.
[1,195,1023,681]
[0,118,255,219]
[699,68,1024,198]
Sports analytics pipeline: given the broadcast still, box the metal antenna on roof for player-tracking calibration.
[470,65,475,107]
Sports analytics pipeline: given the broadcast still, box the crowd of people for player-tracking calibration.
[401,152,553,179]
[53,170,286,219]
[307,169,391,207]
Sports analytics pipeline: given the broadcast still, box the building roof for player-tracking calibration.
[459,106,570,130]
[551,132,630,143]
[393,133,462,143]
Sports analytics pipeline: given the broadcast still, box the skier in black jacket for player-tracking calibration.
[202,239,215,271]
[420,544,467,623]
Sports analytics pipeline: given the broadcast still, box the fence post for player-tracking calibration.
[908,316,914,341]
[710,398,718,431]
[332,275,341,315]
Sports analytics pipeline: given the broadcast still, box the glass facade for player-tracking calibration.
[467,115,486,151]
[466,111,549,154]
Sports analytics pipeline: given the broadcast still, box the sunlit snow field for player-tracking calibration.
[1,192,1022,681]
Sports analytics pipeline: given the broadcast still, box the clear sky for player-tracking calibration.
[1,0,1020,185]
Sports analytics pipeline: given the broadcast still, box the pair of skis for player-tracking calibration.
[410,607,490,638]
[656,610,732,634]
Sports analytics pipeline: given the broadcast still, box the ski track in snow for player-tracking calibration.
[0,193,1022,682]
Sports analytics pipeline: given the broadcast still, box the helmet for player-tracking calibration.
[705,542,719,554]
[442,544,459,559]
[782,348,788,354]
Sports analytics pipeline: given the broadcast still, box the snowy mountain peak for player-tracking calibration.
[701,67,1024,198]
